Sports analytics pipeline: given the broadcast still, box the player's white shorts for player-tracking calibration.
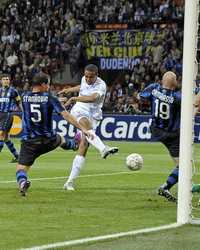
[71,104,100,131]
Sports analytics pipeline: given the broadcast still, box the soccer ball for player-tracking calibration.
[126,153,143,171]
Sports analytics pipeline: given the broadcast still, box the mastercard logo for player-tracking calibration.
[10,115,22,135]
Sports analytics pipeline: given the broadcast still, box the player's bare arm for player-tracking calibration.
[58,85,81,95]
[65,93,99,107]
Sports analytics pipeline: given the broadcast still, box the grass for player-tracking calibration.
[68,225,200,250]
[0,139,200,250]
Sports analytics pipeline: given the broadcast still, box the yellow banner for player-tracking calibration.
[82,30,165,59]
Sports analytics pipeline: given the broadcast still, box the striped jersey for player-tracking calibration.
[0,86,20,112]
[140,83,181,132]
[21,91,65,140]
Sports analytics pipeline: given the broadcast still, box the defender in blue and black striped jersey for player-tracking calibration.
[140,83,181,133]
[0,85,20,112]
[0,74,21,162]
[16,73,93,196]
[21,91,64,140]
[140,71,181,202]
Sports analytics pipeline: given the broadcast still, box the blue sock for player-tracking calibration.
[5,140,18,159]
[60,139,77,151]
[165,166,179,190]
[0,140,4,152]
[16,170,27,185]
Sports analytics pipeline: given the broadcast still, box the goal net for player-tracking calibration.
[178,0,200,224]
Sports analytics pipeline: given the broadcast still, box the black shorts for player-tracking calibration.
[0,112,13,132]
[18,134,62,166]
[151,126,180,158]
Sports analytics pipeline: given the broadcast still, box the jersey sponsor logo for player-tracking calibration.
[152,89,174,104]
[0,97,9,102]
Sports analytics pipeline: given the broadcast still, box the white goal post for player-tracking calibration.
[177,0,199,224]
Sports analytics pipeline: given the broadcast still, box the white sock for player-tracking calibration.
[67,155,85,183]
[86,130,106,153]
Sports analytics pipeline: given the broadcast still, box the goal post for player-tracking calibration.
[177,0,199,224]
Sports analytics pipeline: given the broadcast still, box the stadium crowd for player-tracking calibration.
[70,0,184,26]
[0,0,84,90]
[102,20,183,114]
[0,0,184,114]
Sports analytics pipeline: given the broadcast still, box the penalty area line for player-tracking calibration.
[0,171,135,184]
[20,223,181,250]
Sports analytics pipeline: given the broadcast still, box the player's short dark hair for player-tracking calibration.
[84,64,98,74]
[32,73,50,86]
[1,73,11,79]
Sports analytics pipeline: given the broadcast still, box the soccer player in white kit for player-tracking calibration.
[60,64,118,190]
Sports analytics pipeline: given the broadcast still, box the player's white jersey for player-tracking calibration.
[75,76,106,120]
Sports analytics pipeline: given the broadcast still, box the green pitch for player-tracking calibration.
[0,139,200,250]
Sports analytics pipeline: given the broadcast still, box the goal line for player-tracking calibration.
[20,223,180,250]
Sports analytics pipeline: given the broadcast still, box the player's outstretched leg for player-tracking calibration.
[86,130,118,159]
[158,166,178,202]
[101,145,119,159]
[16,169,31,196]
[19,180,31,196]
[158,186,177,202]
[5,140,19,163]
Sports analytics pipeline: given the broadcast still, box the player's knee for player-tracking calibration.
[79,118,92,130]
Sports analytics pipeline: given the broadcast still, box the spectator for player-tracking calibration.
[0,0,184,115]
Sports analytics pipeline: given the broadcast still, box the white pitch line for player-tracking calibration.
[0,170,190,184]
[0,171,135,184]
[20,223,181,250]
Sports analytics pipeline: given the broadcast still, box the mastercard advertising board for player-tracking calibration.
[9,115,22,136]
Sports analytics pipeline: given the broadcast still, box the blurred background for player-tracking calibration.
[0,0,184,114]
